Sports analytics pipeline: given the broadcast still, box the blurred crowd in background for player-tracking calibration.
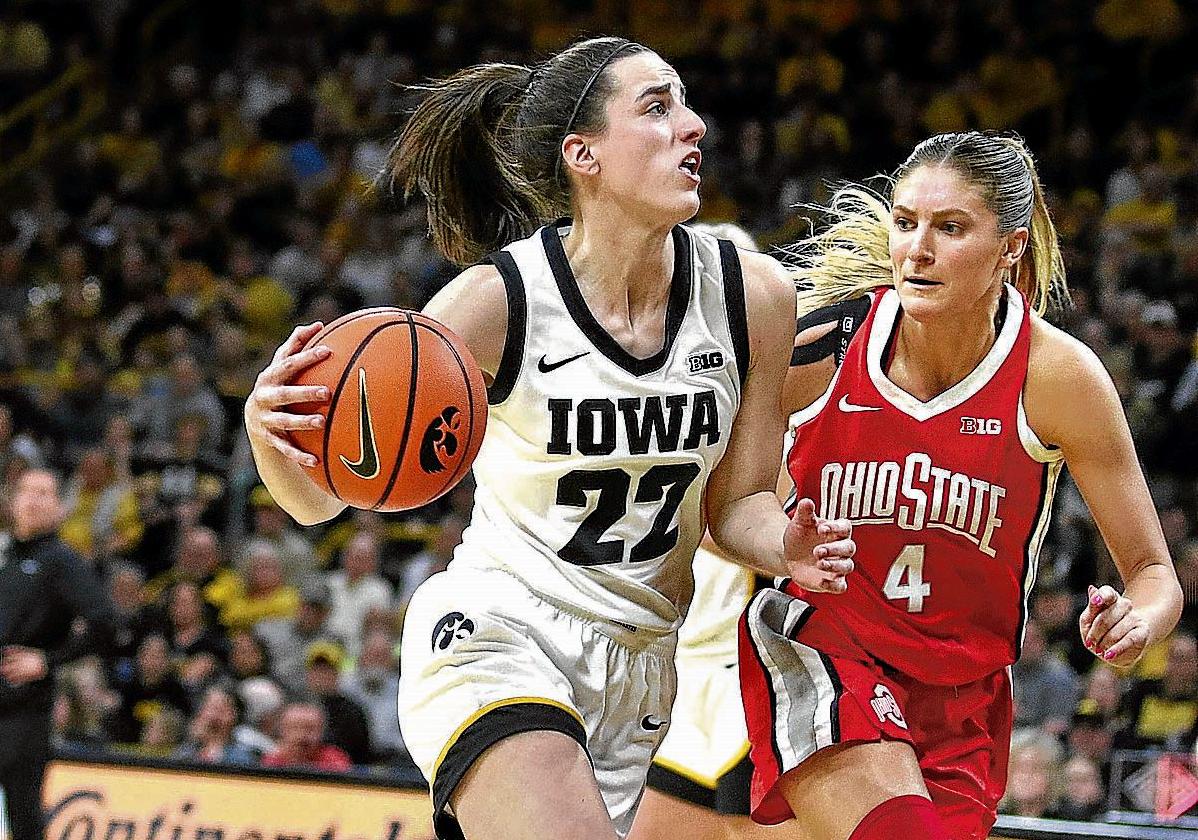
[0,0,1196,822]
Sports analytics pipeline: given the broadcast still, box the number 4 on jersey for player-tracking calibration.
[883,545,931,613]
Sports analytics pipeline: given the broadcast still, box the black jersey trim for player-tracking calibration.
[816,650,844,745]
[431,702,588,840]
[483,250,527,405]
[542,221,692,377]
[1014,465,1051,661]
[717,239,750,388]
[646,753,752,814]
[792,296,872,367]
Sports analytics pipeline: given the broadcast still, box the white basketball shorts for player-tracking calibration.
[398,564,677,839]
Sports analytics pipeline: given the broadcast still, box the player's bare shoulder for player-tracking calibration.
[736,249,797,362]
[424,262,509,385]
[1025,314,1121,448]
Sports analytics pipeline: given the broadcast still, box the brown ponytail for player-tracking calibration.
[385,37,650,266]
[386,63,549,266]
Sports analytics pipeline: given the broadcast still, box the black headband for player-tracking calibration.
[556,41,639,180]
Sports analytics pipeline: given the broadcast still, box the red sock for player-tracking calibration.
[848,794,952,840]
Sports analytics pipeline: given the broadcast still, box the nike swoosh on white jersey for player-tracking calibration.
[838,395,882,413]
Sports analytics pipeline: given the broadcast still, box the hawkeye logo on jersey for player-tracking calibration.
[870,684,908,729]
[686,349,724,375]
[547,390,721,456]
[960,417,1002,435]
[431,611,475,651]
[818,452,1007,557]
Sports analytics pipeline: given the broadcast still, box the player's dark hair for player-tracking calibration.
[386,36,649,265]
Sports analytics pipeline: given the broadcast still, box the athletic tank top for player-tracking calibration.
[455,221,750,634]
[787,284,1064,684]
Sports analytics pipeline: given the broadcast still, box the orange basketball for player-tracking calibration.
[290,307,487,512]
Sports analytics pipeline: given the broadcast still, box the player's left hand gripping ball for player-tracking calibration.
[290,307,488,512]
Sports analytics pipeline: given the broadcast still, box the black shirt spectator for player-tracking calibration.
[0,468,118,840]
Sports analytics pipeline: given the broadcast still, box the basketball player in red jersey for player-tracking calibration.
[739,131,1182,840]
[242,37,855,840]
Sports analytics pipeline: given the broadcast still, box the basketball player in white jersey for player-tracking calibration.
[243,37,855,840]
[629,222,780,840]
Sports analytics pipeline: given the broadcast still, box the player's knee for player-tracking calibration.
[848,795,951,840]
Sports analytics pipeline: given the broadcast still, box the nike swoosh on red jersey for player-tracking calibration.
[838,395,882,413]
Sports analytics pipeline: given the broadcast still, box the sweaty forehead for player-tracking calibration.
[608,51,682,97]
[893,165,989,214]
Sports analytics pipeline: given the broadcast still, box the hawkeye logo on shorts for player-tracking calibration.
[419,406,462,474]
[870,684,908,730]
[686,349,724,375]
[431,611,475,651]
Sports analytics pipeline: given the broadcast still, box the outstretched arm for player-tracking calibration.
[1026,320,1182,667]
[706,250,854,591]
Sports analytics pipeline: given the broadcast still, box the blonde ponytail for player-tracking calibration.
[785,183,894,316]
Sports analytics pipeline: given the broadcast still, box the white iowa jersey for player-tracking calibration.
[453,221,750,634]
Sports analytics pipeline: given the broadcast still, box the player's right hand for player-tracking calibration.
[783,498,855,593]
[245,322,332,468]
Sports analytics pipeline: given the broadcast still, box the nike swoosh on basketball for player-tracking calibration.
[538,351,589,373]
[340,368,381,479]
[641,715,667,731]
[838,395,882,413]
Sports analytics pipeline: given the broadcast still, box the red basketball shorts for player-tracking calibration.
[738,588,1013,840]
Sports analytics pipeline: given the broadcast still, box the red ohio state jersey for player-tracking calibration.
[787,284,1064,686]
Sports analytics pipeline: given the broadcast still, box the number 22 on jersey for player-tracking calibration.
[556,463,701,566]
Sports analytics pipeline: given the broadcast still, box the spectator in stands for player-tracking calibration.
[226,630,271,682]
[60,447,143,565]
[1176,539,1198,631]
[1118,630,1198,750]
[52,663,115,752]
[262,702,351,772]
[165,581,227,697]
[219,539,299,631]
[1067,699,1119,787]
[1012,617,1082,737]
[138,705,186,757]
[1001,733,1064,819]
[145,525,240,617]
[0,403,43,498]
[340,629,407,765]
[175,684,255,765]
[236,676,284,758]
[131,352,226,457]
[257,577,340,693]
[245,484,317,585]
[105,561,162,675]
[1081,666,1125,724]
[1046,755,1106,822]
[302,641,369,766]
[326,531,391,657]
[110,633,191,744]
